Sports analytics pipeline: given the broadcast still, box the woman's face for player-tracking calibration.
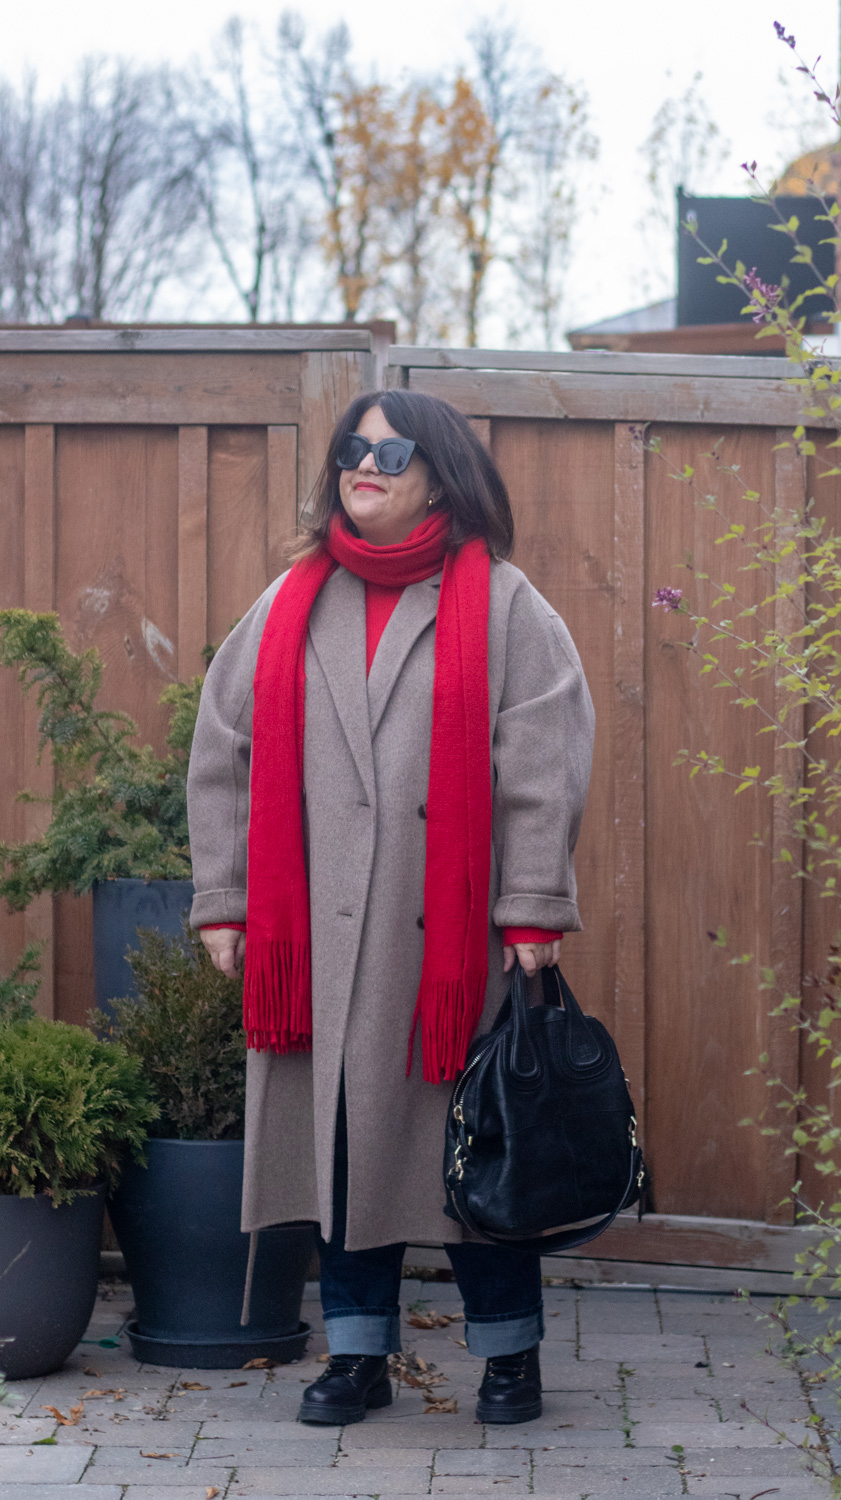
[338,405,441,546]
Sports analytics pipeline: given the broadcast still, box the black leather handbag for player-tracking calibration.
[443,962,647,1253]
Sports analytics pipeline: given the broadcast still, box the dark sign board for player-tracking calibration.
[676,190,836,326]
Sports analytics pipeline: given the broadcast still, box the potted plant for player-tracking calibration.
[0,953,158,1380]
[0,609,202,1012]
[98,926,313,1369]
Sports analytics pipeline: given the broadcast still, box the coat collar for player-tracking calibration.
[307,568,376,807]
[367,573,440,737]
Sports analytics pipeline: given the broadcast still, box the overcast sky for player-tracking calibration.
[1,0,839,335]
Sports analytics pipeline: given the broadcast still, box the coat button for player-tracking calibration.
[417,915,424,930]
[418,804,426,819]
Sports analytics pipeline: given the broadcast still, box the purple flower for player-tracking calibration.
[774,21,796,47]
[652,587,683,611]
[744,266,782,324]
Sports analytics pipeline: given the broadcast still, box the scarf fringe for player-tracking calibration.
[244,936,312,1055]
[414,972,488,1084]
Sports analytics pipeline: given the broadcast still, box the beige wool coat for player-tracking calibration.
[187,557,595,1249]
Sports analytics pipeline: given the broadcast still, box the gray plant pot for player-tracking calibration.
[108,1139,313,1368]
[93,878,195,1018]
[0,1187,105,1380]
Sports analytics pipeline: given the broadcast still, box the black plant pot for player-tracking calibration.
[0,1187,105,1380]
[93,878,195,1019]
[108,1139,313,1369]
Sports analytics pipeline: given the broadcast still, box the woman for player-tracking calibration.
[187,389,595,1427]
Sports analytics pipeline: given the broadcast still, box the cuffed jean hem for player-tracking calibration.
[323,1310,402,1356]
[464,1306,545,1358]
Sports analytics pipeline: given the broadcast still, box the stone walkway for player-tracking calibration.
[0,1274,832,1498]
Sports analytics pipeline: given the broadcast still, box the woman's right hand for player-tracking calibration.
[200,927,246,979]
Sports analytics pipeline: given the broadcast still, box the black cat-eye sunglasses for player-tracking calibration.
[335,432,425,475]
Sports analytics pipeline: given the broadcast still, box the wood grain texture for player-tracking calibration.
[0,328,373,354]
[391,345,794,379]
[644,426,777,1220]
[23,426,56,1016]
[407,367,820,427]
[0,427,27,983]
[612,425,647,1119]
[0,353,300,425]
[297,350,376,518]
[466,417,491,450]
[207,427,269,648]
[491,419,616,1033]
[177,427,208,680]
[765,434,807,1225]
[267,425,298,578]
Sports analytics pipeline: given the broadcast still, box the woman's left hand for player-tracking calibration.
[503,940,564,977]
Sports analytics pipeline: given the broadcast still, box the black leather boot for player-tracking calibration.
[476,1344,542,1424]
[298,1354,392,1425]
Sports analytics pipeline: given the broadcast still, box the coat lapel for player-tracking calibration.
[367,574,441,738]
[308,568,376,807]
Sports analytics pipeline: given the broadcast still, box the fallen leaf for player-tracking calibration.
[452,1338,468,1348]
[416,1356,428,1372]
[83,1388,120,1399]
[424,1396,458,1413]
[83,1367,101,1377]
[206,1489,220,1499]
[42,1402,84,1426]
[140,1451,178,1459]
[33,1437,56,1445]
[226,1381,248,1387]
[180,1381,210,1391]
[241,1357,276,1369]
[408,1309,461,1329]
[316,1353,330,1363]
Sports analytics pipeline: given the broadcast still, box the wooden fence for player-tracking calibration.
[387,345,837,1284]
[0,326,375,1029]
[1,330,836,1279]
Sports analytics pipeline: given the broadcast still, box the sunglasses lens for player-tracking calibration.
[377,440,411,474]
[336,434,368,469]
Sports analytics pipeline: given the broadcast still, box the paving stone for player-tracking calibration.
[686,1477,827,1497]
[124,1491,229,1499]
[484,1424,627,1448]
[430,1481,529,1496]
[200,1420,343,1442]
[231,1465,431,1493]
[579,1334,706,1363]
[55,1419,201,1446]
[334,1446,435,1467]
[83,1457,233,1487]
[625,1398,723,1423]
[193,1437,338,1466]
[576,1290,661,1336]
[339,1419,482,1448]
[532,1473,679,1498]
[85,1443,193,1466]
[432,1448,531,1475]
[533,1445,681,1467]
[0,1416,58,1443]
[631,1419,807,1447]
[0,1488,123,1500]
[0,1443,92,1481]
[681,1446,820,1476]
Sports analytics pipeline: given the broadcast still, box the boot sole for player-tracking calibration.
[298,1376,392,1426]
[476,1396,543,1424]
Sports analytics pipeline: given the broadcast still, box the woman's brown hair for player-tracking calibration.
[290,389,514,561]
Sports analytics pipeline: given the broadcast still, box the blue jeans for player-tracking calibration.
[316,1078,544,1358]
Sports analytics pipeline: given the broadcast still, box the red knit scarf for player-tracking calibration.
[243,509,492,1084]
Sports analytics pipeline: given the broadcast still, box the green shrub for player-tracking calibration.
[94,926,246,1141]
[0,610,204,907]
[0,1019,158,1204]
[0,944,41,1023]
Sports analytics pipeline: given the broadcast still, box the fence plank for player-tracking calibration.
[267,425,298,579]
[23,425,55,1017]
[0,353,300,425]
[613,426,647,1120]
[408,368,816,428]
[207,427,269,649]
[391,345,794,379]
[177,428,208,681]
[0,328,373,354]
[765,435,807,1225]
[0,428,27,983]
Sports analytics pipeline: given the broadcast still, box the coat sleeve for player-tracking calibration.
[491,581,595,933]
[186,574,287,929]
